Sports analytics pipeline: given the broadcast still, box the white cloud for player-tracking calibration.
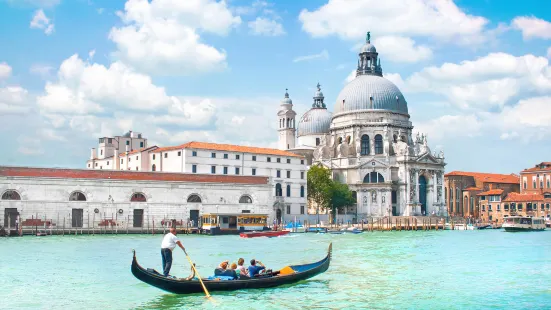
[0,86,31,114]
[17,136,45,156]
[373,36,432,63]
[547,47,551,59]
[234,0,269,15]
[248,17,285,36]
[88,49,96,59]
[403,53,551,110]
[299,0,488,43]
[30,9,54,35]
[293,50,329,63]
[147,97,216,128]
[29,63,54,78]
[0,62,12,79]
[416,114,484,141]
[512,16,551,40]
[109,0,241,75]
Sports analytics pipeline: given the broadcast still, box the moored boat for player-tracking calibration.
[503,216,546,232]
[131,243,332,295]
[239,230,290,238]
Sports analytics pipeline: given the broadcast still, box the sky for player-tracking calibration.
[0,0,551,174]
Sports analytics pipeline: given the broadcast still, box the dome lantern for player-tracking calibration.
[356,31,383,77]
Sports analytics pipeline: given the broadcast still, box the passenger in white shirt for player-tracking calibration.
[161,227,186,277]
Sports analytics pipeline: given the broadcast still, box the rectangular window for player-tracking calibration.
[286,205,291,214]
[140,141,144,148]
[192,165,197,173]
[88,164,90,167]
[192,151,197,157]
[129,157,131,162]
[108,138,112,144]
[164,153,167,158]
[287,171,291,178]
[178,151,181,156]
[211,153,216,158]
[224,153,228,159]
[211,166,216,174]
[301,159,304,165]
[100,150,103,155]
[252,168,256,176]
[497,204,501,211]
[235,167,240,175]
[135,167,138,171]
[541,203,545,210]
[267,157,271,162]
[236,154,240,160]
[95,163,98,167]
[533,181,537,188]
[126,141,130,145]
[107,161,109,165]
[121,159,123,164]
[153,154,156,160]
[518,203,523,210]
[482,205,485,211]
[301,172,304,179]
[223,167,228,175]
[287,158,291,164]
[135,156,138,160]
[252,155,257,161]
[277,158,281,163]
[504,204,509,210]
[277,170,281,178]
[300,205,305,215]
[488,205,492,211]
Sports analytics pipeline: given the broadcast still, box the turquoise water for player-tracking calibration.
[1,230,550,309]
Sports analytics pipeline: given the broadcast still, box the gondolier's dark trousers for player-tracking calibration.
[161,248,173,276]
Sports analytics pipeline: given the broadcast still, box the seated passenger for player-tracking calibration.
[214,261,238,279]
[236,258,249,278]
[248,259,266,277]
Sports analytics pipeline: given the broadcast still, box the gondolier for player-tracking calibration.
[161,227,186,277]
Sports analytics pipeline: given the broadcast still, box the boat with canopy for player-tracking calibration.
[131,243,332,294]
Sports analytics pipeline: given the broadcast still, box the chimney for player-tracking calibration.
[90,148,96,160]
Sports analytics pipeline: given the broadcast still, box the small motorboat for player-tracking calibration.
[345,227,363,234]
[131,243,332,294]
[284,221,306,233]
[306,227,328,233]
[239,230,290,238]
[36,230,48,236]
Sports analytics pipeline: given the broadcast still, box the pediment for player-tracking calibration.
[415,152,440,164]
[357,158,389,169]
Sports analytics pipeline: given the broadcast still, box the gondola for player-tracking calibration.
[131,243,332,295]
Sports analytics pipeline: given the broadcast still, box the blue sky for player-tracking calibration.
[1,0,551,174]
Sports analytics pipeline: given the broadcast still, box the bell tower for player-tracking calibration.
[277,89,296,150]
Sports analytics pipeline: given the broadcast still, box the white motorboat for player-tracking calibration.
[503,216,546,232]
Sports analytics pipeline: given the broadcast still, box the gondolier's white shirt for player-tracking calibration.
[161,233,180,250]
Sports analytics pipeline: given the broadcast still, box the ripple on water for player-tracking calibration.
[0,230,550,309]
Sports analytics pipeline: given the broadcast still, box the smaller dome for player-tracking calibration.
[281,88,292,105]
[298,108,332,137]
[361,42,376,53]
[314,90,324,98]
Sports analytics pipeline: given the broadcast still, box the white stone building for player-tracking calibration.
[0,166,273,231]
[86,131,149,170]
[281,32,447,218]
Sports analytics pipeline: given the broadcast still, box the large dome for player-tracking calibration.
[298,108,332,137]
[334,75,408,114]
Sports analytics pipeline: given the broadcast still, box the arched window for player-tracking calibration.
[363,172,384,183]
[239,195,252,203]
[316,138,320,146]
[361,135,370,155]
[131,193,147,202]
[393,134,398,143]
[338,137,343,144]
[275,183,282,197]
[69,191,86,201]
[374,134,383,154]
[1,190,21,200]
[456,188,460,201]
[151,164,156,171]
[300,186,305,198]
[286,185,291,197]
[346,136,351,144]
[187,194,202,203]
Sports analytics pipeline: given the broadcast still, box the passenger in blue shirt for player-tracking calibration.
[248,259,266,277]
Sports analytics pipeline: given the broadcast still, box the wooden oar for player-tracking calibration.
[184,250,211,298]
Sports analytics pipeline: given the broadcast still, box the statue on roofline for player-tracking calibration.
[366,31,371,42]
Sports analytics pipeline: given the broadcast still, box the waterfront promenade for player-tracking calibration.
[1,230,550,309]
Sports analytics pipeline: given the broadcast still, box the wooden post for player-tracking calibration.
[63,217,65,236]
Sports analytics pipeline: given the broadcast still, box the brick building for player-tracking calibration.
[444,172,520,217]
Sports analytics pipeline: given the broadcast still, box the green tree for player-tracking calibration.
[307,165,333,223]
[330,182,354,223]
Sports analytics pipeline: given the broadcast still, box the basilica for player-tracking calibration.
[278,33,447,218]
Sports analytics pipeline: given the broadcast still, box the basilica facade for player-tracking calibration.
[278,33,447,218]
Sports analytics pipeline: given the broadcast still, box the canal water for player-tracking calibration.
[1,230,550,309]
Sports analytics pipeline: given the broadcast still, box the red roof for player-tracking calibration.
[0,166,269,185]
[521,162,551,173]
[463,187,482,191]
[477,189,504,196]
[151,141,303,158]
[503,192,543,202]
[445,171,519,184]
[119,146,158,157]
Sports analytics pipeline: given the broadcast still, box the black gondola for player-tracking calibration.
[131,243,332,294]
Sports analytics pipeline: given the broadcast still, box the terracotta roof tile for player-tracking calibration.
[0,166,269,185]
[445,171,519,184]
[503,192,544,202]
[521,162,551,173]
[463,187,482,191]
[119,146,158,157]
[151,141,303,158]
[477,189,504,196]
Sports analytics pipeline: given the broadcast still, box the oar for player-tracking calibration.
[184,250,211,298]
